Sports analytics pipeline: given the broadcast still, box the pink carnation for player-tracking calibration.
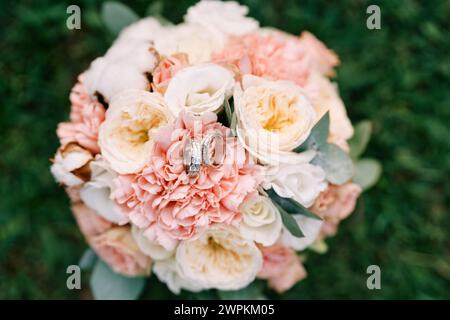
[111,112,262,250]
[57,75,105,154]
[258,242,307,293]
[212,31,339,86]
[152,53,189,94]
[311,182,362,237]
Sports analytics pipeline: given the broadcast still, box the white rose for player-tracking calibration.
[281,215,323,251]
[50,143,93,187]
[164,64,234,116]
[98,89,173,174]
[131,225,174,261]
[154,23,222,64]
[234,75,317,165]
[264,163,328,208]
[79,156,126,224]
[84,37,159,102]
[185,1,259,38]
[153,256,202,295]
[239,195,282,246]
[304,73,354,149]
[115,17,163,44]
[176,224,262,290]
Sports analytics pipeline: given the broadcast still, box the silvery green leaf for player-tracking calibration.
[79,248,97,271]
[348,120,372,159]
[90,260,145,300]
[146,1,172,25]
[312,143,354,185]
[266,188,322,220]
[217,281,265,300]
[101,2,140,35]
[294,112,329,152]
[274,202,304,238]
[353,158,382,190]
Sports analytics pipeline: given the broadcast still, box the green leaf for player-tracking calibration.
[348,120,372,159]
[273,202,304,238]
[294,112,329,152]
[353,158,382,191]
[312,143,354,185]
[90,260,145,300]
[223,99,237,136]
[217,281,266,300]
[101,2,140,35]
[146,1,172,25]
[79,248,97,271]
[266,188,322,220]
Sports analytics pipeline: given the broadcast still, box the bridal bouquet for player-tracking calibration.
[51,1,381,299]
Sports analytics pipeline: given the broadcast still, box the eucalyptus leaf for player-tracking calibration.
[266,188,321,220]
[101,2,140,35]
[294,112,329,152]
[217,281,265,300]
[79,248,97,271]
[274,202,304,238]
[348,120,372,159]
[353,158,382,190]
[312,143,354,185]
[90,260,145,300]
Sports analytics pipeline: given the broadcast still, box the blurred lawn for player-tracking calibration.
[0,0,449,299]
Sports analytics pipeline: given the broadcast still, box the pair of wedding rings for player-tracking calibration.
[184,131,225,177]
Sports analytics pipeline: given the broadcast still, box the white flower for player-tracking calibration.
[185,1,258,38]
[304,73,353,148]
[131,225,174,261]
[79,156,126,224]
[281,215,323,251]
[176,224,262,290]
[153,256,202,295]
[84,36,159,102]
[234,75,317,165]
[264,163,327,208]
[164,64,234,116]
[50,143,92,187]
[154,23,222,64]
[98,89,173,174]
[239,195,282,246]
[115,17,164,44]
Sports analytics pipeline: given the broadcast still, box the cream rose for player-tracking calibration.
[239,195,282,246]
[185,1,259,38]
[175,224,262,290]
[50,143,92,187]
[304,73,354,151]
[234,75,317,165]
[264,163,328,208]
[153,256,203,295]
[164,64,234,116]
[154,23,222,64]
[131,225,174,261]
[79,156,126,224]
[281,215,323,251]
[98,89,173,174]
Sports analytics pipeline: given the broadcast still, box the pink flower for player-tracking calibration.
[257,242,307,293]
[57,75,106,154]
[91,226,152,276]
[72,203,112,238]
[311,182,362,237]
[152,53,189,94]
[212,31,338,86]
[111,112,262,250]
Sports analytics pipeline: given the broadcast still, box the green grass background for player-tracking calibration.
[0,0,449,299]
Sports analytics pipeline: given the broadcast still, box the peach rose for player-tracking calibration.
[258,242,307,293]
[311,182,362,237]
[91,226,152,277]
[71,203,112,238]
[152,53,189,94]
